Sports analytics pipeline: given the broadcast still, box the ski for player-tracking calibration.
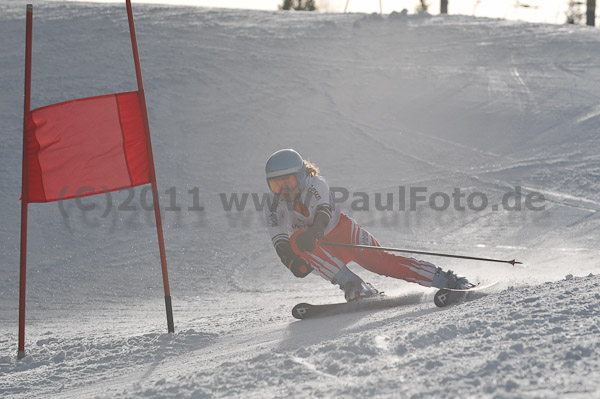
[292,282,499,319]
[433,281,499,307]
[292,293,421,320]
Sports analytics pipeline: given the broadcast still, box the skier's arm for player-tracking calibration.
[310,176,333,238]
[264,196,312,278]
[295,210,330,253]
[296,176,333,252]
[310,206,331,238]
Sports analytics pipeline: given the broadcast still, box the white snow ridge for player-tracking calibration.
[1,1,599,398]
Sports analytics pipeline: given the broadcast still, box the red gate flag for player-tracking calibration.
[18,1,174,361]
[23,91,150,203]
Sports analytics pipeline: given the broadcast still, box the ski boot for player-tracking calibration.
[431,268,475,290]
[331,266,379,302]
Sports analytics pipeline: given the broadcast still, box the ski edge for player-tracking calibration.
[438,281,499,292]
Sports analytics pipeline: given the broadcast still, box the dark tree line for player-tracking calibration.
[277,0,595,27]
[279,0,317,11]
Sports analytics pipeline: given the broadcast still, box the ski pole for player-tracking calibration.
[318,241,522,266]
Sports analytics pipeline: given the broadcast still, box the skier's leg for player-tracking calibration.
[290,230,378,301]
[296,243,346,282]
[337,216,473,289]
[301,246,379,300]
[354,237,439,286]
[329,264,379,301]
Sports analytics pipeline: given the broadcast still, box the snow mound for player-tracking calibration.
[114,275,600,398]
[0,329,217,397]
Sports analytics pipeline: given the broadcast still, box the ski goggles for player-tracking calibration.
[268,175,299,194]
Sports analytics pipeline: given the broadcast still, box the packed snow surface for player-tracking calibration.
[1,1,599,398]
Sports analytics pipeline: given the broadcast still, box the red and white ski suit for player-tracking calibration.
[265,175,438,286]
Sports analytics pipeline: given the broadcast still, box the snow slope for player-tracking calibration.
[0,1,599,398]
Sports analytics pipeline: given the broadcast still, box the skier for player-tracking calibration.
[264,149,474,301]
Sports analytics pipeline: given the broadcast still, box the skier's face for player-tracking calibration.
[269,174,302,202]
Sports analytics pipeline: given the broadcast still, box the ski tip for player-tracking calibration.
[292,303,312,320]
[434,289,459,307]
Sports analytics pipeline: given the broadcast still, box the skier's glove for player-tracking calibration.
[286,257,313,278]
[296,229,322,252]
[276,240,313,278]
[295,210,329,252]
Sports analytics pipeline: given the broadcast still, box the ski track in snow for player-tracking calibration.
[1,1,600,398]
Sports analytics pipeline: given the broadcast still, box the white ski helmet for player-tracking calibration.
[265,149,307,194]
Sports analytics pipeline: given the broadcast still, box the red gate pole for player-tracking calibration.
[125,0,174,333]
[18,4,34,360]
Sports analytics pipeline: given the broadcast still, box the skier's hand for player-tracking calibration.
[297,225,326,252]
[296,210,329,252]
[275,239,313,278]
[286,257,313,278]
[296,230,318,252]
